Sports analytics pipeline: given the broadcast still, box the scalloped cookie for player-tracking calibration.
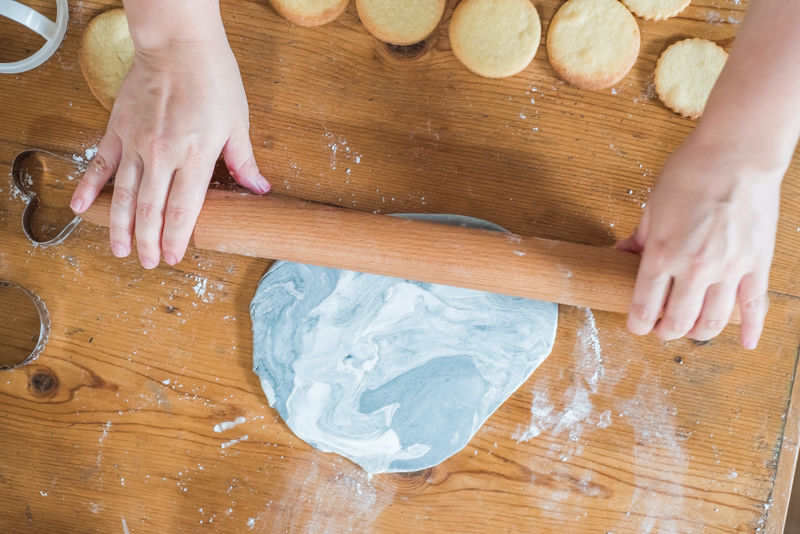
[547,0,640,90]
[356,0,445,45]
[449,0,541,79]
[655,38,728,118]
[621,0,691,21]
[270,0,350,27]
[80,9,134,112]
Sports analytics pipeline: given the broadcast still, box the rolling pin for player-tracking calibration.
[80,188,743,323]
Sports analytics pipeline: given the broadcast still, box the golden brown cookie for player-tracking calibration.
[546,0,640,91]
[654,38,728,119]
[270,0,350,27]
[621,0,691,21]
[449,0,541,79]
[356,0,445,45]
[80,9,134,112]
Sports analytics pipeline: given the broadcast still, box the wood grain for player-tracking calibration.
[1,0,800,532]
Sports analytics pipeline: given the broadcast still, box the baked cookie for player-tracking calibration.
[270,0,350,27]
[621,0,691,21]
[356,0,445,45]
[449,0,541,79]
[546,0,640,90]
[80,9,134,112]
[654,38,728,118]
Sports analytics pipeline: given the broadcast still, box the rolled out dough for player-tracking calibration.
[251,214,558,474]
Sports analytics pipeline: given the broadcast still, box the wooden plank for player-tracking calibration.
[2,0,800,532]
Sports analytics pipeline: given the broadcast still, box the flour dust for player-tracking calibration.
[513,308,608,462]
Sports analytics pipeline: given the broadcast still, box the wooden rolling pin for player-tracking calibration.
[81,189,743,323]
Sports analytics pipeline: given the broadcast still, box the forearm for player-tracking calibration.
[694,0,800,172]
[122,0,226,51]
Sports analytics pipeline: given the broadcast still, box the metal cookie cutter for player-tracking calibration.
[0,280,50,371]
[12,149,83,247]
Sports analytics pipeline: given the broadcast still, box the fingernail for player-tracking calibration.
[112,243,128,257]
[70,198,83,212]
[164,253,178,265]
[141,258,157,270]
[744,338,758,350]
[257,174,271,194]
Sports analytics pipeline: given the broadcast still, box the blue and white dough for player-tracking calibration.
[250,214,558,474]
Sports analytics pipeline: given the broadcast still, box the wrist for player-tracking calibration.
[122,0,226,52]
[689,120,795,180]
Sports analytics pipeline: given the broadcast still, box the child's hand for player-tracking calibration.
[617,134,781,348]
[618,0,800,348]
[70,2,269,269]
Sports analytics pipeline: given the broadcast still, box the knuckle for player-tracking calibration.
[89,153,116,179]
[231,155,257,178]
[164,205,197,227]
[136,202,162,223]
[143,136,171,161]
[661,316,694,334]
[702,318,727,332]
[742,296,764,312]
[111,186,137,208]
[630,303,659,324]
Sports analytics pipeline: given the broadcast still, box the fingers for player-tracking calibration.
[222,127,270,194]
[627,257,671,336]
[71,131,123,213]
[686,281,737,341]
[616,212,650,254]
[161,161,216,265]
[654,277,708,340]
[135,160,174,269]
[738,270,769,350]
[108,150,143,258]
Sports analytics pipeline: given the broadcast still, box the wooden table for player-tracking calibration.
[2,0,800,532]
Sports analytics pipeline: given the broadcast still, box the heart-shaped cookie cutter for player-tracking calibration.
[12,149,83,247]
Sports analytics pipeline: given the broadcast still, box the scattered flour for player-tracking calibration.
[263,461,394,534]
[221,435,249,449]
[514,309,607,460]
[214,417,246,433]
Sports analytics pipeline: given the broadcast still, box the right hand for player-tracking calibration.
[70,7,269,269]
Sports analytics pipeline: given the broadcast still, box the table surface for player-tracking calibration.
[2,0,800,532]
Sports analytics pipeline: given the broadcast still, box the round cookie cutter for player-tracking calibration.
[0,280,50,371]
[0,0,69,74]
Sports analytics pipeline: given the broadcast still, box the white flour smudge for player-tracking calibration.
[214,417,246,433]
[264,461,394,533]
[620,380,692,534]
[221,435,249,449]
[514,309,607,458]
[122,517,130,534]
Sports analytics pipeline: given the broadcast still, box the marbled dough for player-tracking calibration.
[251,215,558,473]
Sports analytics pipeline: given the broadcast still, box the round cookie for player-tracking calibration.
[270,0,350,27]
[546,0,640,90]
[449,0,541,79]
[80,9,134,112]
[356,0,445,45]
[621,0,691,21]
[654,38,728,119]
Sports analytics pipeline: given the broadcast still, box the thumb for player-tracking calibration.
[222,128,270,194]
[615,209,650,255]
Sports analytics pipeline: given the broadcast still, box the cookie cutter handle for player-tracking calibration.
[0,0,69,74]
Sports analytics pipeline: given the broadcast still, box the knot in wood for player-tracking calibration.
[27,366,59,398]
[382,38,434,61]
